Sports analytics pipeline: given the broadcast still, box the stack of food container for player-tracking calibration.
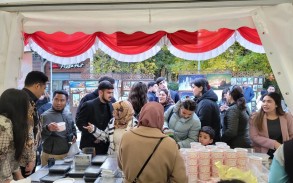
[179,142,257,182]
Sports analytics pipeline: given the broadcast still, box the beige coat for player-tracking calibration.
[250,113,293,153]
[118,126,188,183]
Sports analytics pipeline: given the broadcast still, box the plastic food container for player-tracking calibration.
[57,122,66,132]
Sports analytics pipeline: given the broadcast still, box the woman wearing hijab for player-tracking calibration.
[83,100,138,154]
[158,89,175,112]
[118,102,187,183]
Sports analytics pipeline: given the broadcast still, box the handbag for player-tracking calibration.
[132,137,165,183]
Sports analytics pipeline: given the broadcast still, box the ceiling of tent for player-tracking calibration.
[0,0,290,5]
[0,0,291,63]
[0,0,291,34]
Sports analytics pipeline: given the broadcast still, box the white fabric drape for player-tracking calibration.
[0,11,23,94]
[21,7,257,34]
[252,3,293,112]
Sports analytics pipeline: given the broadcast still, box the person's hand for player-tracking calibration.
[162,128,169,133]
[25,161,35,175]
[274,141,281,150]
[220,105,228,112]
[83,122,95,133]
[47,122,59,132]
[72,135,77,143]
[13,169,24,180]
[163,128,174,134]
[4,179,11,183]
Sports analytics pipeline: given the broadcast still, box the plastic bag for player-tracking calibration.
[215,161,257,183]
[67,142,80,157]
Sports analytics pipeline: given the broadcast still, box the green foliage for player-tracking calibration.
[93,43,272,81]
[168,82,179,91]
[201,43,271,75]
[234,52,271,73]
[92,50,157,75]
[144,47,177,78]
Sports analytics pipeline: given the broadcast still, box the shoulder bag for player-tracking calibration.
[132,137,165,183]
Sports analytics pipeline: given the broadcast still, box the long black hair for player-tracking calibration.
[254,92,285,131]
[229,85,246,111]
[128,82,148,116]
[190,78,210,96]
[0,88,29,161]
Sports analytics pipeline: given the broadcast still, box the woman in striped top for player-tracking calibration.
[84,100,138,155]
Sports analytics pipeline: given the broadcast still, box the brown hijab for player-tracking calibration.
[112,100,134,128]
[138,102,164,130]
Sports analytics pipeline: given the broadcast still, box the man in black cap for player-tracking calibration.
[156,77,180,103]
[76,81,114,155]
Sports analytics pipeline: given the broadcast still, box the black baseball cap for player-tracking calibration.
[156,77,166,85]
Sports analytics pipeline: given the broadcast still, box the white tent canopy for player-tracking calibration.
[1,0,293,111]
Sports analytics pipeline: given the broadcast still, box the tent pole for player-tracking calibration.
[50,61,53,102]
[197,60,201,74]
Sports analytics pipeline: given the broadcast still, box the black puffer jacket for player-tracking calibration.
[221,103,251,148]
[195,89,221,142]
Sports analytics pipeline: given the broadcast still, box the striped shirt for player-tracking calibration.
[92,117,138,154]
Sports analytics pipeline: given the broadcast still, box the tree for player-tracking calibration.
[92,50,157,75]
[201,43,271,75]
[144,47,177,80]
[92,43,272,80]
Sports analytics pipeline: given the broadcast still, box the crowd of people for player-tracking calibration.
[1,72,293,183]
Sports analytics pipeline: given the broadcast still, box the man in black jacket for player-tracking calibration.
[76,81,114,155]
[41,90,77,166]
[75,76,116,120]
